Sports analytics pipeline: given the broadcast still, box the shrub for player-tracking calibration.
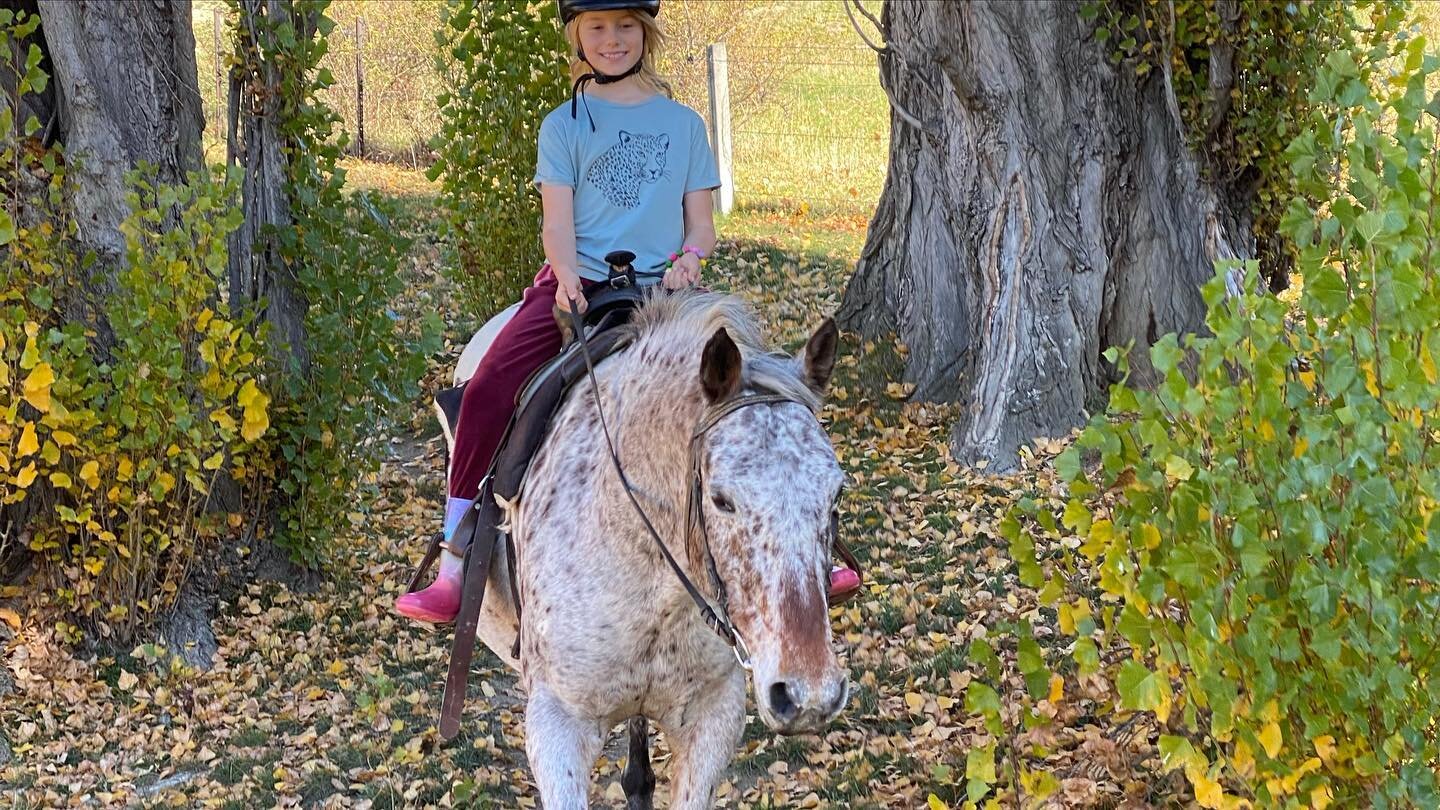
[1012,27,1440,807]
[226,0,433,565]
[428,0,568,320]
[1,15,266,640]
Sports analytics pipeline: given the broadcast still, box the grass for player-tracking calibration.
[193,1,888,217]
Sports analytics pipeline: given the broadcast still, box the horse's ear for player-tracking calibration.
[701,327,743,403]
[799,318,839,394]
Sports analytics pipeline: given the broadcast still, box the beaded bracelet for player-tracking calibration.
[664,245,709,270]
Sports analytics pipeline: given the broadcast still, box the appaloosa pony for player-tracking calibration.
[447,289,849,809]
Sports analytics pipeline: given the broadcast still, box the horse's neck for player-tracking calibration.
[600,339,711,572]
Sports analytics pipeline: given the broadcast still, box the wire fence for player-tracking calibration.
[192,6,889,215]
[194,2,443,167]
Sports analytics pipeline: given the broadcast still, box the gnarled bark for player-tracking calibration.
[839,0,1252,471]
[35,0,202,259]
[226,0,309,373]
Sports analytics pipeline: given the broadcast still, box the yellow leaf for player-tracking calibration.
[49,472,72,489]
[237,378,264,409]
[1165,455,1194,481]
[1081,519,1114,557]
[1047,673,1064,704]
[1293,438,1309,458]
[116,670,139,691]
[50,430,76,446]
[14,463,37,489]
[241,411,268,442]
[904,692,925,714]
[1312,734,1337,763]
[1311,784,1333,809]
[21,362,54,412]
[1421,341,1438,384]
[1258,419,1276,441]
[83,557,104,575]
[210,407,237,433]
[327,660,348,676]
[80,460,100,489]
[1232,739,1255,779]
[927,795,949,810]
[1259,720,1283,759]
[1189,766,1225,809]
[16,422,38,458]
[1141,523,1162,549]
[0,607,20,630]
[1362,362,1380,398]
[238,380,270,442]
[117,457,134,481]
[203,451,224,470]
[0,450,7,472]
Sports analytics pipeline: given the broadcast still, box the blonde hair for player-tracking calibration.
[564,10,672,97]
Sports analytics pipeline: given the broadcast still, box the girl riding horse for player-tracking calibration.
[397,0,860,624]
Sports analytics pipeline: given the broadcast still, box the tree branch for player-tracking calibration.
[1205,0,1240,136]
[843,0,888,55]
[1157,0,1189,147]
[852,0,883,31]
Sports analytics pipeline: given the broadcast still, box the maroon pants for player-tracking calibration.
[449,267,596,499]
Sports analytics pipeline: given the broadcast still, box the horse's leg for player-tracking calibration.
[664,672,747,810]
[621,716,656,810]
[526,684,605,809]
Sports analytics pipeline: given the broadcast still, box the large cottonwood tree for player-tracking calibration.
[2,0,312,662]
[839,0,1322,471]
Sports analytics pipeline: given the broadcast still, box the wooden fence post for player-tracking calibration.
[706,43,734,215]
[212,9,223,132]
[355,16,366,157]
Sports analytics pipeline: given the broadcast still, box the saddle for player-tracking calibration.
[410,264,646,741]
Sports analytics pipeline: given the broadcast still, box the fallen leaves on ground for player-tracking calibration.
[0,186,1184,808]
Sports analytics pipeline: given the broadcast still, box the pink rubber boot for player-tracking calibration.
[827,564,862,606]
[395,497,473,624]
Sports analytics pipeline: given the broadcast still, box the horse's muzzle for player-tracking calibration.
[760,671,849,734]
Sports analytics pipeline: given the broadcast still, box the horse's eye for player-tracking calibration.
[710,493,736,513]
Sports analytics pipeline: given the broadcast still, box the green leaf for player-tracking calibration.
[969,638,1001,681]
[1306,267,1349,316]
[1116,659,1168,719]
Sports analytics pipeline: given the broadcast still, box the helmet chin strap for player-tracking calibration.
[570,46,646,132]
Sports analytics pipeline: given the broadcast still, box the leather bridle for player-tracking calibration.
[566,304,833,672]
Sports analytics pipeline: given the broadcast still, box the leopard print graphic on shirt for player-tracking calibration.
[585,131,670,209]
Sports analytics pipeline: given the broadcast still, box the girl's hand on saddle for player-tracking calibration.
[663,251,702,290]
[555,268,588,315]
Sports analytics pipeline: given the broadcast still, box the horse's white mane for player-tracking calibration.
[622,288,822,412]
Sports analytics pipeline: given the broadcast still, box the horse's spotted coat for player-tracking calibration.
[464,290,847,808]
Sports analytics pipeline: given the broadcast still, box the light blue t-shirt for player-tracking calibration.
[534,94,721,283]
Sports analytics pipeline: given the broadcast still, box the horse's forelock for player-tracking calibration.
[624,289,821,411]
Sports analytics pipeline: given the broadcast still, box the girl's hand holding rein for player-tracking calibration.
[663,250,702,290]
[554,266,588,314]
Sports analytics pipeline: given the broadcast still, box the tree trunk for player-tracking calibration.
[838,0,1253,472]
[34,0,202,260]
[10,0,222,665]
[226,0,309,374]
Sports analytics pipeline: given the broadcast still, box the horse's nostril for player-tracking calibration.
[825,678,849,716]
[768,682,799,722]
